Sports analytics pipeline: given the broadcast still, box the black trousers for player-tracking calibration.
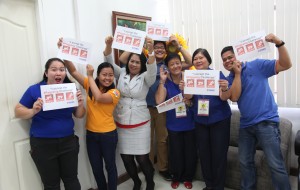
[195,117,231,190]
[30,135,80,190]
[168,129,197,182]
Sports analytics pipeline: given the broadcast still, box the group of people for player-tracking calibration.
[14,32,292,190]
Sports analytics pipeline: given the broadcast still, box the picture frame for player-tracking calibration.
[112,11,151,65]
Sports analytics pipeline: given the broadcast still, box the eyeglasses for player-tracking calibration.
[154,46,165,50]
[222,55,235,62]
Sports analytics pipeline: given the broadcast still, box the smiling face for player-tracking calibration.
[153,42,166,62]
[221,50,236,71]
[193,52,210,70]
[167,57,182,76]
[45,60,66,84]
[128,54,142,76]
[98,67,114,87]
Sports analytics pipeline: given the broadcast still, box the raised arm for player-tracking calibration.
[57,38,85,86]
[119,51,131,65]
[86,64,113,103]
[144,37,157,86]
[155,66,168,104]
[220,61,242,101]
[169,35,192,70]
[265,33,292,73]
[103,36,121,77]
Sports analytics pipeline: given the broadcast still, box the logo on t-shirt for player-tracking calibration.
[113,90,120,98]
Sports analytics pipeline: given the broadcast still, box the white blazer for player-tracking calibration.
[105,53,157,125]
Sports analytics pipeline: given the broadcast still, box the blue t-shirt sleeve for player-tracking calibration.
[219,71,226,80]
[226,73,234,87]
[255,59,276,78]
[19,86,37,108]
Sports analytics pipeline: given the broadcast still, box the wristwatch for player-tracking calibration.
[275,41,285,48]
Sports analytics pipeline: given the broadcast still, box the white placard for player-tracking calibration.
[231,31,271,62]
[40,83,78,111]
[112,25,146,54]
[184,70,220,96]
[57,38,92,64]
[156,93,185,113]
[146,21,171,41]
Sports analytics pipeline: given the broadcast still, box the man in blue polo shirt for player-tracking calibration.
[221,33,292,190]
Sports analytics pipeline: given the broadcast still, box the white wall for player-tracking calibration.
[36,0,169,188]
[35,1,298,188]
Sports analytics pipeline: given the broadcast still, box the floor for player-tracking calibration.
[118,171,298,190]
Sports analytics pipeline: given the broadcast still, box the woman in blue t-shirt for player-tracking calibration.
[155,53,196,189]
[183,48,231,190]
[14,58,85,190]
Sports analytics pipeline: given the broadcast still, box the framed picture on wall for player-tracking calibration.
[112,11,151,65]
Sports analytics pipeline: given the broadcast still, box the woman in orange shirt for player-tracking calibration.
[58,38,120,190]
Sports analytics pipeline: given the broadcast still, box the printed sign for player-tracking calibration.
[231,31,271,61]
[40,83,78,111]
[184,70,220,96]
[112,25,146,54]
[57,38,92,64]
[156,93,185,113]
[146,21,172,41]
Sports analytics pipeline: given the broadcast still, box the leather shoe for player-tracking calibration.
[159,170,173,181]
[183,181,193,189]
[202,187,213,190]
[171,181,180,189]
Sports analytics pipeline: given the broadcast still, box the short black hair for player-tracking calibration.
[221,46,234,56]
[154,41,166,50]
[164,53,181,67]
[192,48,212,65]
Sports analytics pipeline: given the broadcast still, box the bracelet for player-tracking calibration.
[221,87,229,92]
[275,41,285,48]
[148,51,155,56]
[159,80,165,84]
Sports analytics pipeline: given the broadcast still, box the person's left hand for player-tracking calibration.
[86,64,94,77]
[169,35,180,51]
[76,90,84,107]
[265,33,282,45]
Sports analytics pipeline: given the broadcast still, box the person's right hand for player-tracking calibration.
[86,64,94,77]
[57,37,63,49]
[159,65,168,82]
[105,36,114,47]
[33,98,43,114]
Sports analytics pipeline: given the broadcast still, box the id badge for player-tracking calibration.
[175,104,187,118]
[198,99,209,116]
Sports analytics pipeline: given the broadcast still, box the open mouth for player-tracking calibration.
[55,78,62,83]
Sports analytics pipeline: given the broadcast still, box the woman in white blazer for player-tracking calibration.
[104,36,157,190]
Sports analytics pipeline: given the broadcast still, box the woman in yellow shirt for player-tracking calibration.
[58,38,120,190]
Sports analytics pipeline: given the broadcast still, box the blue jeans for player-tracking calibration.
[239,121,291,190]
[86,130,118,190]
